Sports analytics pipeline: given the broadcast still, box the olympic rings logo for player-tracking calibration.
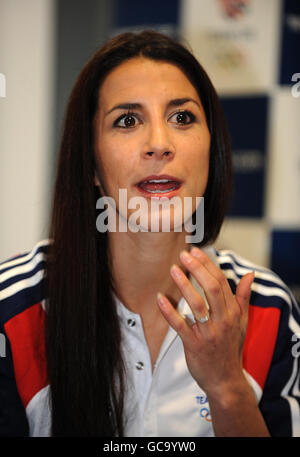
[200,407,212,422]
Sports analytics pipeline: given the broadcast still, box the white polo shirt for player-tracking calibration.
[116,294,213,437]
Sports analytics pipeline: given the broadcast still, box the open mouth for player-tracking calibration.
[135,175,183,196]
[137,178,181,194]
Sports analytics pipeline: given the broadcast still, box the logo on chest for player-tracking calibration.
[195,395,212,422]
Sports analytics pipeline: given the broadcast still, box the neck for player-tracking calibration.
[108,230,189,316]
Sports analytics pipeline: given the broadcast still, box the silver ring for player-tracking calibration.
[197,314,210,324]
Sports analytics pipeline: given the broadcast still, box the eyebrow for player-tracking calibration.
[105,98,200,116]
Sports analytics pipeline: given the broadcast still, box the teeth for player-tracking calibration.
[147,179,170,183]
[147,187,176,193]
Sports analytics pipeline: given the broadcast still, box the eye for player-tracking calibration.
[113,112,140,129]
[169,110,196,125]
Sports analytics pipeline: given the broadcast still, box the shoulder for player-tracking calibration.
[213,247,299,314]
[0,240,50,326]
[212,248,300,436]
[0,241,50,430]
[211,247,300,388]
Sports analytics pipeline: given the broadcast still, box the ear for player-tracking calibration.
[94,170,105,197]
[94,171,101,187]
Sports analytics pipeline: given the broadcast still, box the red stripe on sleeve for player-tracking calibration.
[4,303,48,408]
[242,305,280,389]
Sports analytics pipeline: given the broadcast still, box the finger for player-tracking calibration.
[236,272,255,316]
[190,247,234,306]
[179,250,226,322]
[169,264,210,324]
[156,292,195,346]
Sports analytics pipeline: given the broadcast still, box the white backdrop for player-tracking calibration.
[0,0,55,261]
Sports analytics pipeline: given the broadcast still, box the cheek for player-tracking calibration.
[184,133,210,192]
[196,148,210,188]
[184,132,210,168]
[95,138,133,189]
[94,141,116,191]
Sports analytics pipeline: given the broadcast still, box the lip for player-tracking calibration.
[135,174,183,199]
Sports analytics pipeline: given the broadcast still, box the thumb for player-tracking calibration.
[236,271,255,315]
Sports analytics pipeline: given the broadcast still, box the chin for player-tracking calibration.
[126,203,188,234]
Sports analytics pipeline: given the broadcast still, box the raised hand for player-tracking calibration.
[157,246,254,397]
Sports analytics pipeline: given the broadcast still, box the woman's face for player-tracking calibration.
[94,57,210,232]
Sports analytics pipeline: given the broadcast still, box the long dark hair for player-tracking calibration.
[45,30,232,436]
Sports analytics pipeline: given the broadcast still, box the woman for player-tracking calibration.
[0,30,299,437]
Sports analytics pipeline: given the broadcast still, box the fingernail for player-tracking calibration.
[190,247,201,258]
[157,292,166,307]
[180,250,192,263]
[170,264,181,278]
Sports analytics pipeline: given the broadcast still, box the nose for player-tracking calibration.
[142,119,175,159]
